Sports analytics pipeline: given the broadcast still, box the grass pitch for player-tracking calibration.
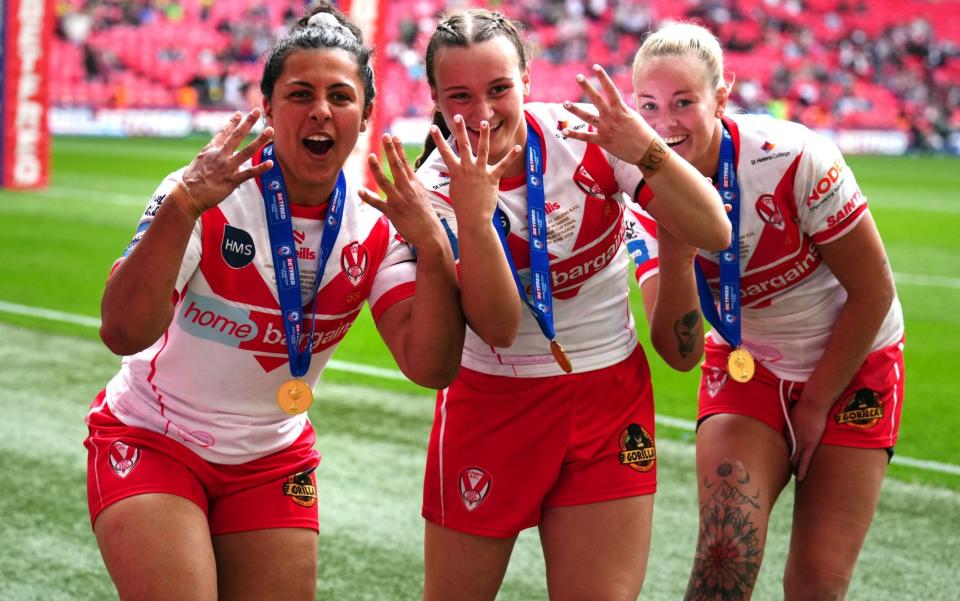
[0,136,958,599]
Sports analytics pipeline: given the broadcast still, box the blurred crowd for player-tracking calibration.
[52,0,960,152]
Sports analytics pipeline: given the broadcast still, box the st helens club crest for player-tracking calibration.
[573,165,605,199]
[458,467,491,512]
[340,241,368,287]
[755,194,785,230]
[705,367,729,398]
[109,440,141,479]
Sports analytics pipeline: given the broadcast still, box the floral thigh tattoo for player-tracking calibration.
[684,462,764,601]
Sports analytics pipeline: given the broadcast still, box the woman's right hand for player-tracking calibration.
[177,109,275,218]
[429,114,521,228]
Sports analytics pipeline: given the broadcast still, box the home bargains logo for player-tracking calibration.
[176,291,357,371]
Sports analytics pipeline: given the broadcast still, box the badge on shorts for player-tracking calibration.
[458,467,491,512]
[618,424,656,473]
[109,440,141,479]
[282,469,318,507]
[834,389,884,429]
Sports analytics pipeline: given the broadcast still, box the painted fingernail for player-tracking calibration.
[563,101,571,108]
[576,74,585,82]
[481,121,489,129]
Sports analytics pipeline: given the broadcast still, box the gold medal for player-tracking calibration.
[277,379,313,415]
[726,347,755,383]
[550,340,573,373]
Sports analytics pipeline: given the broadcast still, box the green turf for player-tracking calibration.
[0,323,957,600]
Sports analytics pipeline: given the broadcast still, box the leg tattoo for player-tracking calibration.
[684,463,763,601]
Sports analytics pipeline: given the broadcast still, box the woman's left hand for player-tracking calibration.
[360,134,442,247]
[789,398,832,481]
[561,64,656,164]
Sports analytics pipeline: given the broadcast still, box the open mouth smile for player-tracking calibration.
[303,134,334,156]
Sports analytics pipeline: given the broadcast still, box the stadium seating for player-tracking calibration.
[50,0,960,149]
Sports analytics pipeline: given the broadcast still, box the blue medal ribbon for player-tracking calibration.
[694,124,742,348]
[492,124,562,347]
[259,143,346,378]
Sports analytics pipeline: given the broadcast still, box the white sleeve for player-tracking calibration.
[116,170,201,295]
[795,132,868,245]
[367,219,418,321]
[624,201,659,285]
[610,154,644,202]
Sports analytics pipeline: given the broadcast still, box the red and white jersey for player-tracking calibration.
[627,115,903,380]
[95,159,417,464]
[418,102,644,377]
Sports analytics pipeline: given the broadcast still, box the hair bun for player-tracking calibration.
[307,12,357,41]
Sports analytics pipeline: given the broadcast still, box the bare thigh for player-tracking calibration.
[784,444,888,601]
[213,527,317,601]
[94,493,217,601]
[540,495,654,601]
[684,414,792,601]
[422,520,517,601]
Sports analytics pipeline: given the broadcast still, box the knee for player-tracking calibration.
[685,524,764,600]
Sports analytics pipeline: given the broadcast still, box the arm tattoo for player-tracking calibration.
[675,310,700,358]
[637,138,670,174]
[684,463,764,601]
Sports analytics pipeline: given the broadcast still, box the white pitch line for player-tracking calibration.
[1,299,958,477]
[893,272,960,290]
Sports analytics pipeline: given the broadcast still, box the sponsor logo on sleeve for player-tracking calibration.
[627,238,650,268]
[459,467,492,511]
[619,423,656,472]
[222,224,256,268]
[121,220,152,257]
[825,190,863,228]
[806,159,846,209]
[144,194,165,217]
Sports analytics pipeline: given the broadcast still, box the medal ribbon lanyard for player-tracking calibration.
[492,124,560,345]
[694,125,742,348]
[260,143,346,378]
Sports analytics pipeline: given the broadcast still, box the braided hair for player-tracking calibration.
[414,9,529,169]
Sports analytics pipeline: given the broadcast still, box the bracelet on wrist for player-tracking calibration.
[168,179,204,221]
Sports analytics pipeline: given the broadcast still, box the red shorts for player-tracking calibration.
[698,338,905,453]
[85,391,321,535]
[423,345,657,538]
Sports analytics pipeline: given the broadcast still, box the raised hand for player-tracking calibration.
[430,114,522,228]
[177,109,275,218]
[562,64,658,166]
[360,134,443,247]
